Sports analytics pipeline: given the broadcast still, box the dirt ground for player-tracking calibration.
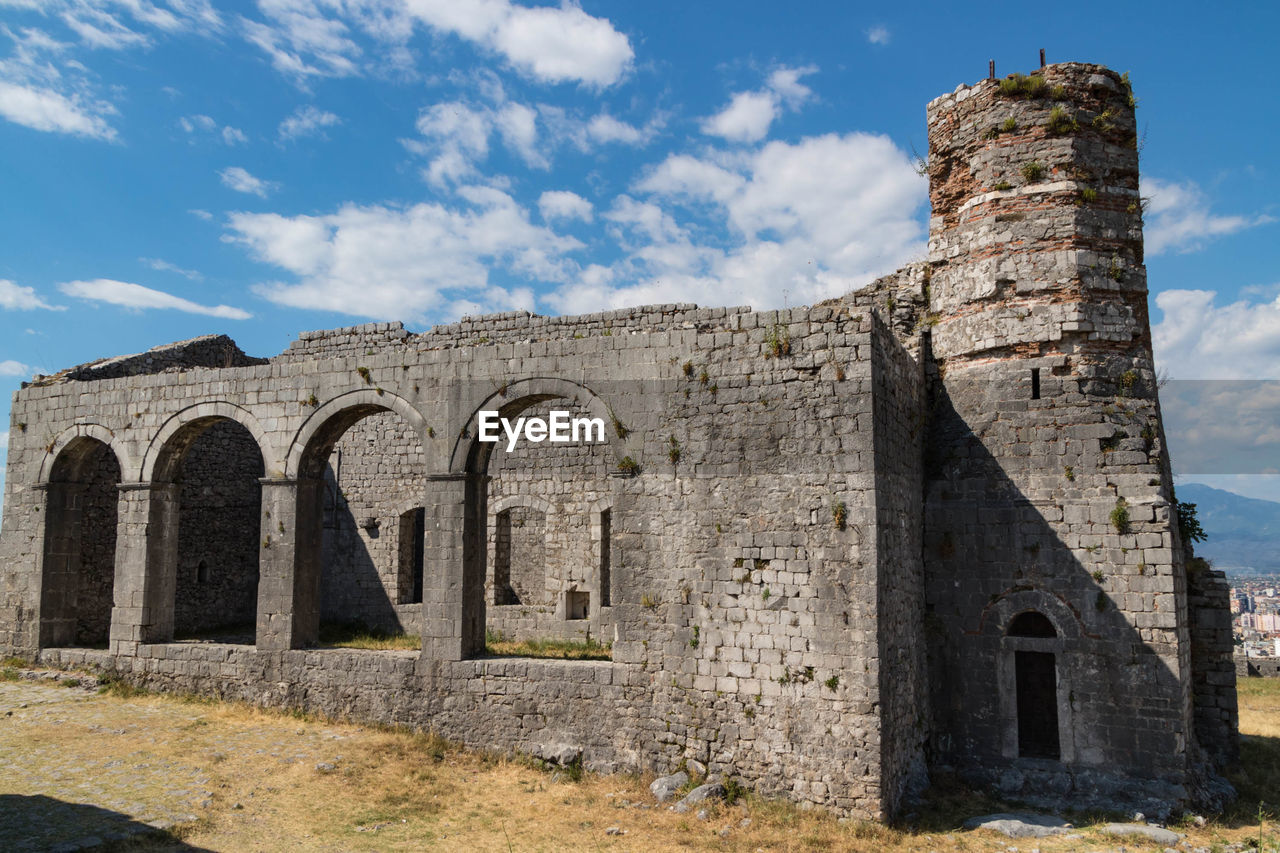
[1,667,1278,852]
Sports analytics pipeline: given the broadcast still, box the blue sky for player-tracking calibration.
[2,1,1279,503]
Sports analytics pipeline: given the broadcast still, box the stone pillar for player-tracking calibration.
[36,481,86,648]
[256,477,324,651]
[421,473,486,661]
[109,482,180,654]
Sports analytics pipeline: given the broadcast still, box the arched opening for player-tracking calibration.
[154,418,265,643]
[39,437,121,648]
[1009,611,1057,638]
[1007,610,1060,760]
[474,391,616,650]
[296,402,427,645]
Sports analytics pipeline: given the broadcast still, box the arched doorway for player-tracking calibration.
[39,437,121,648]
[1008,610,1060,760]
[294,396,428,644]
[150,416,266,643]
[455,381,620,651]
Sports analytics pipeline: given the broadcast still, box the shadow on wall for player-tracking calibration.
[923,373,1232,812]
[173,421,264,638]
[0,794,214,852]
[319,465,406,635]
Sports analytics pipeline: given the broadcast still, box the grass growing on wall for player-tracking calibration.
[485,630,612,661]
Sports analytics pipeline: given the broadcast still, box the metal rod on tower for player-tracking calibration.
[989,60,995,79]
[1040,49,1046,68]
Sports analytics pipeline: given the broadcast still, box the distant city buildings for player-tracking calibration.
[1230,574,1280,658]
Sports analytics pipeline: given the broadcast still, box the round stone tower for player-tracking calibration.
[921,63,1236,811]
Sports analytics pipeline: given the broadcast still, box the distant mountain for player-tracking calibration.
[1176,483,1280,573]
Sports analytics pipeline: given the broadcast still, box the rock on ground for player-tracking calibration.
[962,812,1073,838]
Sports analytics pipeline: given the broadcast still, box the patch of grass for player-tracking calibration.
[617,455,639,475]
[1021,161,1045,183]
[993,180,1012,191]
[486,636,612,661]
[998,72,1047,99]
[0,667,19,682]
[1045,105,1078,135]
[318,622,420,651]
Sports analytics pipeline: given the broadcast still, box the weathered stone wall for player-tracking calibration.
[1189,567,1239,763]
[0,294,909,817]
[74,445,120,646]
[174,421,264,637]
[1236,657,1280,679]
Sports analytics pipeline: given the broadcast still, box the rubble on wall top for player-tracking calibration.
[28,334,267,386]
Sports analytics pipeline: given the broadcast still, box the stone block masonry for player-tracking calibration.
[0,61,1236,820]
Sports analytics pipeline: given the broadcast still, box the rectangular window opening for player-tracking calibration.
[1031,368,1041,400]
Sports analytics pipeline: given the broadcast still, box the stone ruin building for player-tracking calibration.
[0,62,1239,819]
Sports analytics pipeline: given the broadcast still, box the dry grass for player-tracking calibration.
[317,622,420,651]
[7,675,1280,851]
[316,625,612,659]
[485,634,612,661]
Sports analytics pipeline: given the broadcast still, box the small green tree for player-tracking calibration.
[1177,500,1207,544]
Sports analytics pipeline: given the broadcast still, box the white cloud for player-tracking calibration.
[278,104,340,140]
[226,189,582,321]
[239,4,361,82]
[585,113,645,146]
[1143,177,1274,255]
[179,113,216,132]
[701,65,817,143]
[140,257,203,281]
[549,131,927,314]
[0,360,32,377]
[180,114,247,145]
[410,97,554,185]
[406,0,633,86]
[1154,288,1280,379]
[0,79,116,139]
[0,279,63,311]
[219,166,276,197]
[866,26,890,45]
[538,190,592,223]
[59,278,251,319]
[189,208,213,220]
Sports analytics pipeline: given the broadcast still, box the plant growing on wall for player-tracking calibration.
[1110,497,1130,533]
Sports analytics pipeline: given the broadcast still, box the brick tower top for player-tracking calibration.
[925,62,1150,399]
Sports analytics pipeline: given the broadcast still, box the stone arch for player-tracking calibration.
[448,377,624,475]
[142,402,278,483]
[39,423,133,484]
[974,587,1086,644]
[491,494,556,516]
[138,405,269,644]
[287,389,429,480]
[39,433,123,648]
